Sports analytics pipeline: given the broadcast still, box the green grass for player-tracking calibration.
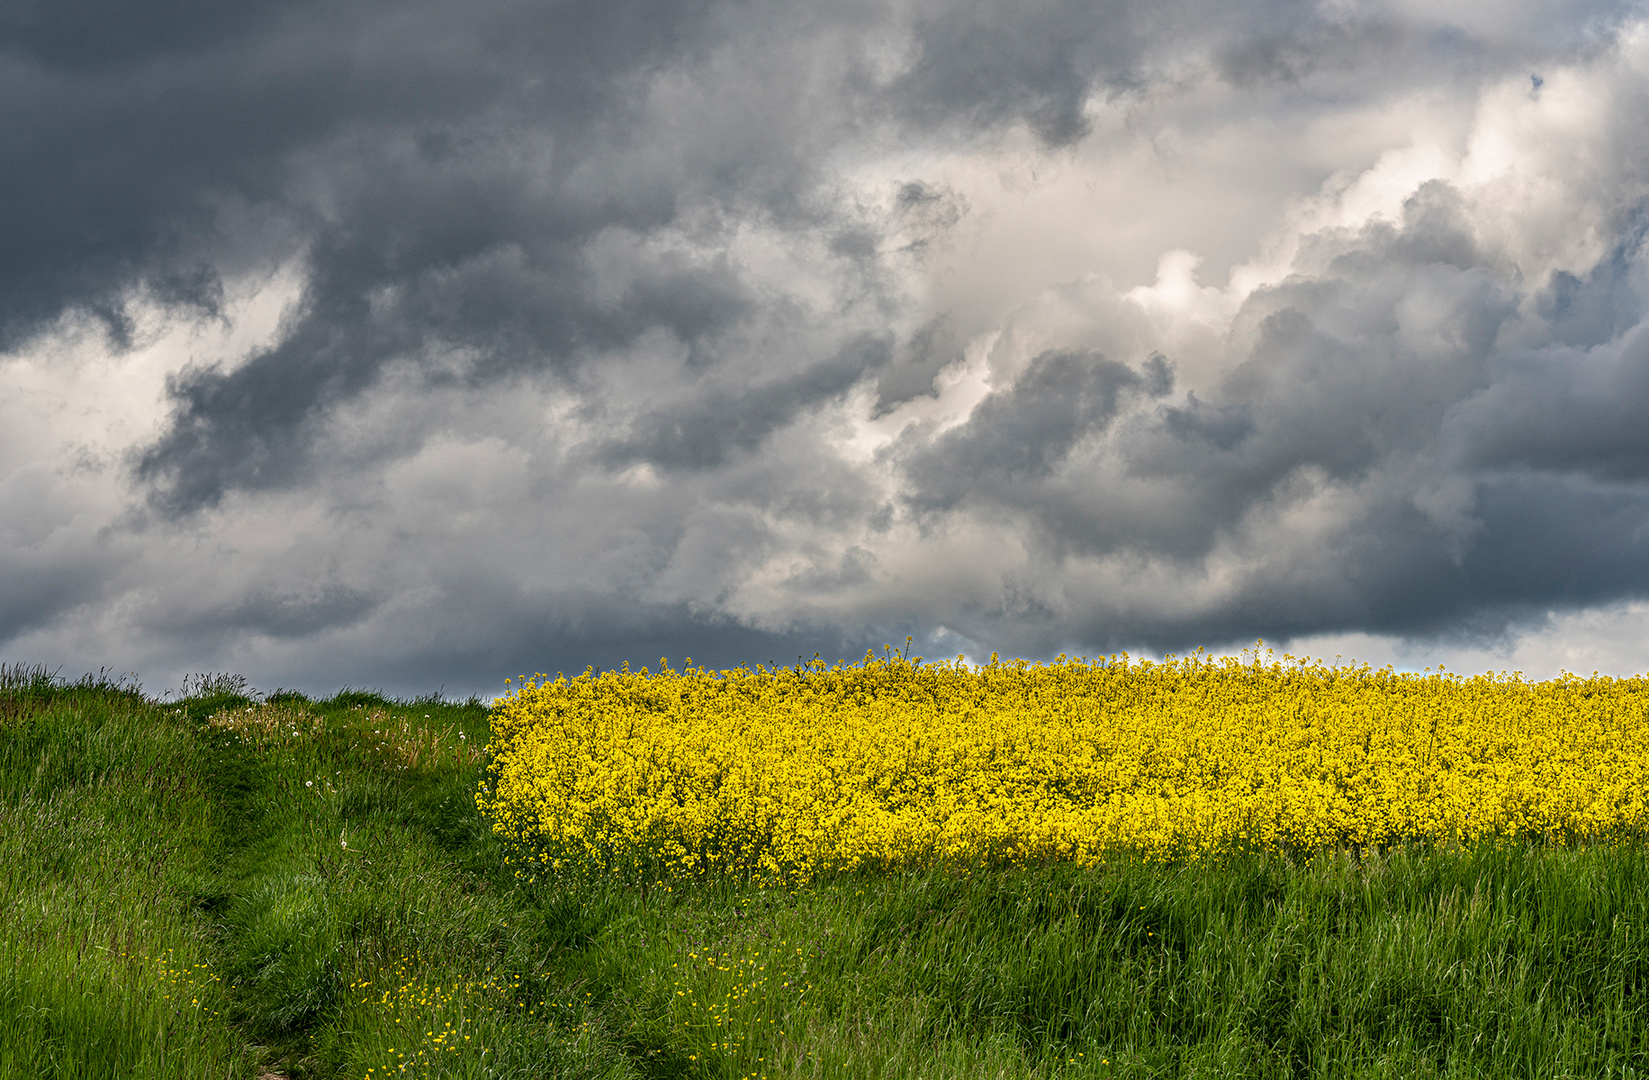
[4,664,1649,1078]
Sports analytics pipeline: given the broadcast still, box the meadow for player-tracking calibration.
[4,655,1649,1078]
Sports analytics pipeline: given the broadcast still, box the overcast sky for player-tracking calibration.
[6,0,1649,697]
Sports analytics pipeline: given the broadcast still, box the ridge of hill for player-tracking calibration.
[4,664,1649,1078]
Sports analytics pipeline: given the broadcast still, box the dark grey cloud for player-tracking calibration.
[890,0,1158,145]
[1449,332,1649,482]
[0,549,113,642]
[5,0,739,451]
[1162,395,1254,451]
[336,593,876,689]
[7,0,1649,692]
[1446,222,1649,482]
[601,338,883,472]
[175,583,384,641]
[904,349,1171,511]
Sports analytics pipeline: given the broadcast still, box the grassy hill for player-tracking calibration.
[4,664,1649,1078]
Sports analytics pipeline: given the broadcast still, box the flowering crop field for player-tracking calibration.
[480,651,1649,882]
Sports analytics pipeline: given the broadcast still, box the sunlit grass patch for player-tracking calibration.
[355,708,489,773]
[207,701,326,749]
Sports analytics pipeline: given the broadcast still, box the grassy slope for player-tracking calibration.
[3,668,1649,1078]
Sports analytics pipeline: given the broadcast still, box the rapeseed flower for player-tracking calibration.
[479,650,1649,882]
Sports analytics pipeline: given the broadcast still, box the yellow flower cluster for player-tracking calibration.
[121,948,225,1019]
[667,941,812,1064]
[344,957,586,1077]
[478,651,1649,881]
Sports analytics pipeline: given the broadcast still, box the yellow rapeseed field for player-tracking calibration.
[478,650,1649,883]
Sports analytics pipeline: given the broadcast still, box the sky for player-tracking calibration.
[6,0,1649,698]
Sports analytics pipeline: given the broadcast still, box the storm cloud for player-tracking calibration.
[6,0,1649,694]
